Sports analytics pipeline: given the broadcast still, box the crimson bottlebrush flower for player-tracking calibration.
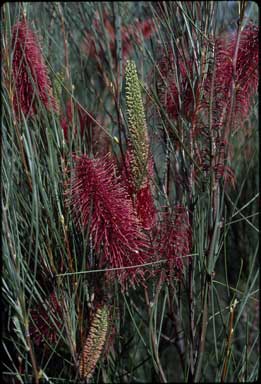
[12,17,58,119]
[198,35,234,139]
[30,292,63,346]
[67,154,149,287]
[135,183,156,231]
[201,23,258,132]
[229,23,259,122]
[157,50,194,123]
[157,205,192,278]
[122,147,156,231]
[194,23,258,185]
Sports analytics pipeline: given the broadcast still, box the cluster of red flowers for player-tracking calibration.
[9,12,258,373]
[158,23,258,128]
[201,22,258,134]
[66,150,193,288]
[122,148,156,231]
[228,23,259,122]
[30,292,63,346]
[157,206,192,279]
[10,15,192,293]
[157,52,194,123]
[12,17,58,119]
[66,154,151,287]
[157,22,258,187]
[12,14,258,294]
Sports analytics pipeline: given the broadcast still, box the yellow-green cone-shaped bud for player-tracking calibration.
[125,60,149,191]
[79,305,109,380]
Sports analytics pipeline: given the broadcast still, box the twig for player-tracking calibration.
[194,277,209,382]
[221,298,238,382]
[56,254,199,276]
[145,274,167,383]
[167,284,186,376]
[26,332,39,384]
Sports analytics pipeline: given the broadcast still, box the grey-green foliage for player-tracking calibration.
[2,2,259,383]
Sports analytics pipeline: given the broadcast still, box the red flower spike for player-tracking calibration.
[67,154,149,287]
[12,18,58,119]
[202,23,258,133]
[157,50,194,123]
[195,23,258,186]
[230,23,259,122]
[122,147,157,231]
[135,182,157,231]
[157,205,192,279]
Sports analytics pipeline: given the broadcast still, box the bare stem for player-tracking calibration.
[145,275,167,383]
[193,277,209,382]
[26,333,39,384]
[168,284,186,376]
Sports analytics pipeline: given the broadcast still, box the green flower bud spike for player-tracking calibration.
[79,305,109,380]
[125,60,149,191]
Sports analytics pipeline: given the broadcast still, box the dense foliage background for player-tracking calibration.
[2,2,259,383]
